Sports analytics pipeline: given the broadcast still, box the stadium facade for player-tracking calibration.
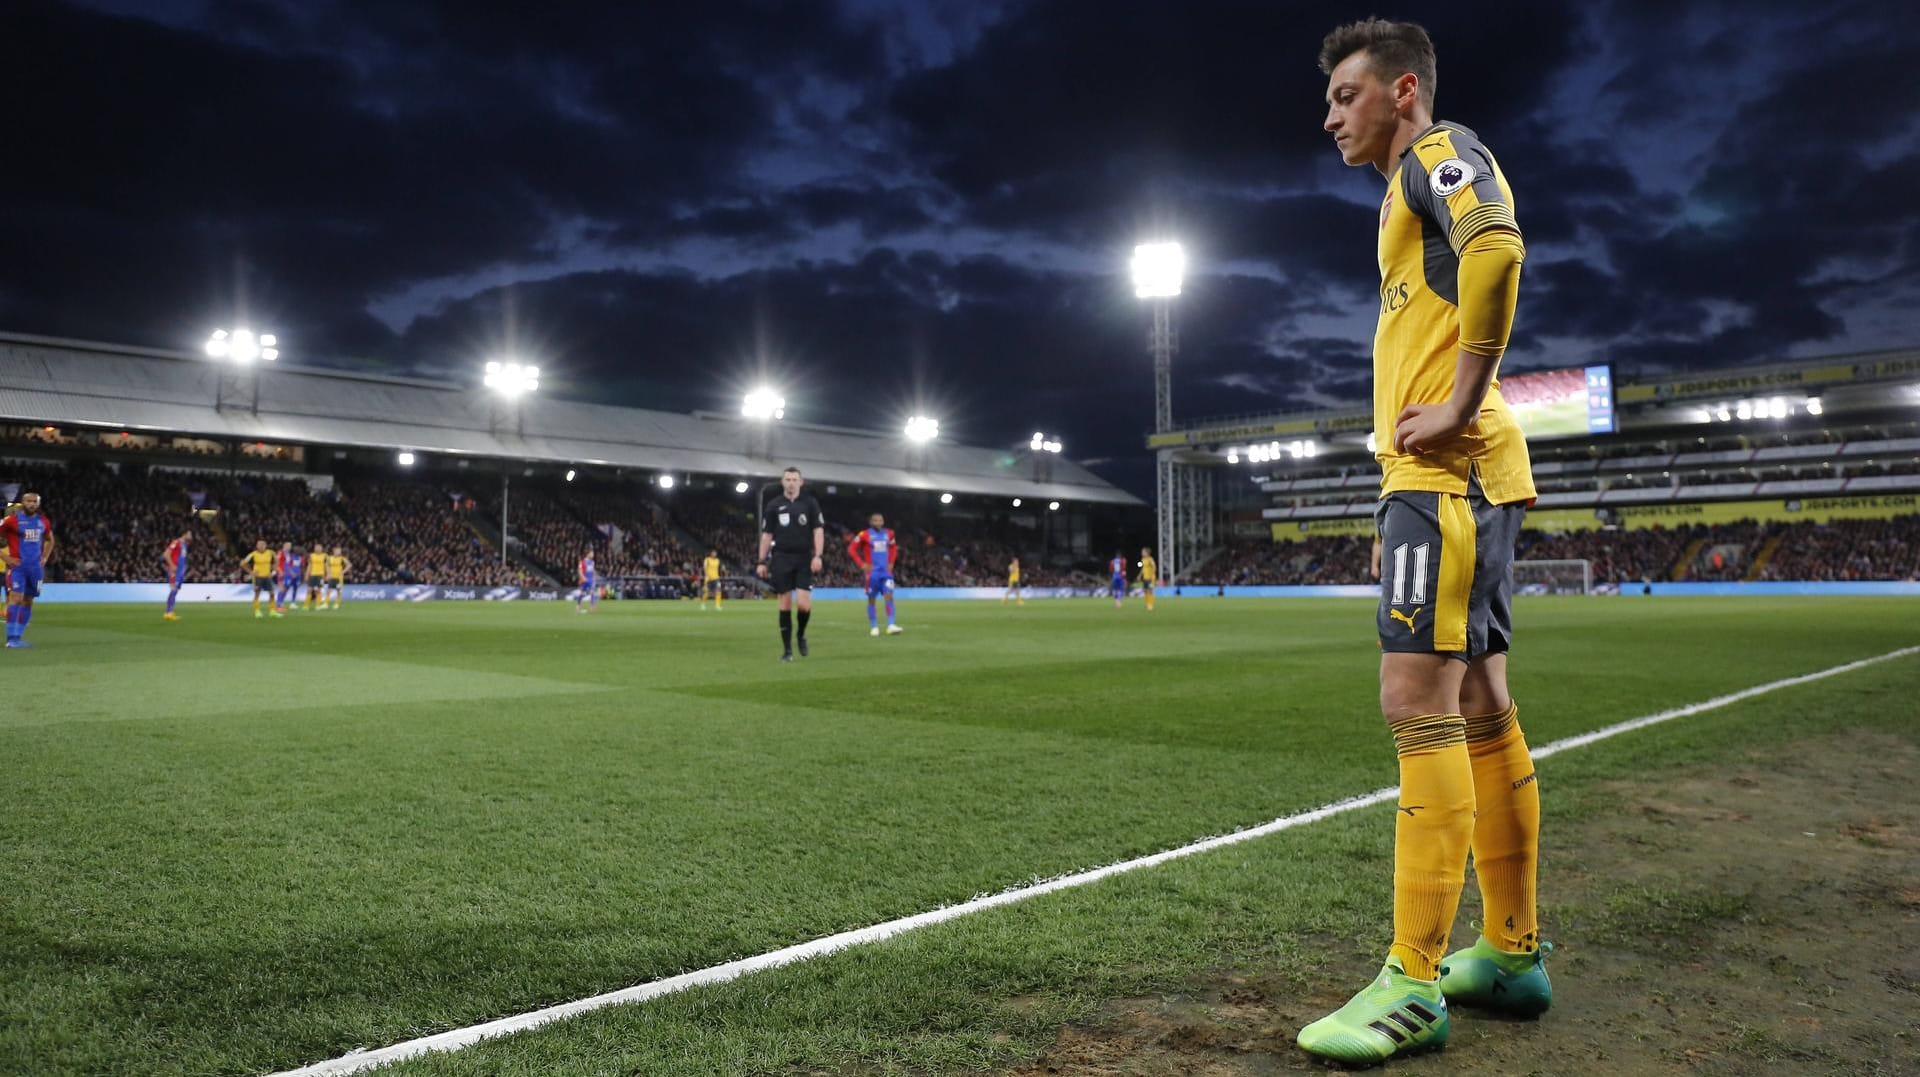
[1143,348,1920,543]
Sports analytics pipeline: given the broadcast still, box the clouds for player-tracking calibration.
[1,0,1917,496]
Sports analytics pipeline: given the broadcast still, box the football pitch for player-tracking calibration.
[4,596,1917,1076]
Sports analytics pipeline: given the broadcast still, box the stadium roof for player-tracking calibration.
[0,331,1141,506]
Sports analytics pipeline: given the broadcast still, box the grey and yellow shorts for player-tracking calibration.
[1375,476,1526,660]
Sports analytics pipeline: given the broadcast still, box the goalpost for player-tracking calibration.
[1513,558,1593,595]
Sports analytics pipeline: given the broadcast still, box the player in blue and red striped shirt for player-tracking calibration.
[1109,552,1128,609]
[576,551,598,613]
[162,529,191,621]
[847,513,903,636]
[274,542,300,613]
[1,491,55,649]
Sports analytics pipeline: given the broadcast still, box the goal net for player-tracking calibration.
[1513,558,1593,595]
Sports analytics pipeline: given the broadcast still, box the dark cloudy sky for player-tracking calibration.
[4,0,1917,492]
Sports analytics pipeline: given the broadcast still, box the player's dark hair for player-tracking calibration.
[1318,18,1436,109]
[782,466,801,476]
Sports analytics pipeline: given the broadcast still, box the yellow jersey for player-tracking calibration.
[327,554,348,581]
[244,549,275,577]
[703,556,721,581]
[1374,121,1534,504]
[1007,563,1021,582]
[306,551,328,576]
[1139,556,1157,584]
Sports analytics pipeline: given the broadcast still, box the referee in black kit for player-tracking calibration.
[756,466,825,661]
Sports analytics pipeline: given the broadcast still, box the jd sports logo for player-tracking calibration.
[1389,608,1420,631]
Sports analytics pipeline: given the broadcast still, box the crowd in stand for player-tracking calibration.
[1209,534,1374,586]
[21,456,1914,589]
[1760,516,1920,581]
[1515,526,1698,584]
[333,478,536,587]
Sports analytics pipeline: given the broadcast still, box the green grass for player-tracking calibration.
[1,595,1916,1076]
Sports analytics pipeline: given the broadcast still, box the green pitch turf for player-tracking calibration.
[2,596,1915,1076]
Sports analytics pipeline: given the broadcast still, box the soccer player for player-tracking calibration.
[1,491,54,648]
[304,544,327,611]
[576,550,598,613]
[1003,557,1023,605]
[847,513,903,636]
[1296,20,1545,1066]
[162,529,191,620]
[325,546,350,608]
[1138,547,1158,612]
[274,541,299,612]
[755,466,824,661]
[241,539,279,618]
[1107,551,1127,608]
[701,549,724,610]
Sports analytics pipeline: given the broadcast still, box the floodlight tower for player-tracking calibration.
[1028,431,1062,483]
[904,414,939,472]
[1132,242,1208,582]
[742,387,784,459]
[206,327,279,413]
[483,360,540,567]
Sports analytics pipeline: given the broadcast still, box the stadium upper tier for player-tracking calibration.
[0,331,1140,507]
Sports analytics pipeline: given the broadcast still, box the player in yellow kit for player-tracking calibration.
[304,544,328,610]
[1003,557,1023,605]
[241,539,278,619]
[325,547,350,609]
[701,549,724,609]
[1298,19,1547,1067]
[1137,548,1157,611]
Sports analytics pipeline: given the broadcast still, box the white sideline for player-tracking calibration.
[269,644,1919,1076]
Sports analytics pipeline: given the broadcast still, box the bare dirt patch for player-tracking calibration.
[1003,731,1920,1076]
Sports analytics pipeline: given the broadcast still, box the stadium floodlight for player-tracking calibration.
[742,388,785,420]
[1029,432,1063,453]
[205,328,277,362]
[1768,396,1786,418]
[1736,401,1753,420]
[734,480,750,494]
[1806,397,1824,416]
[939,492,953,504]
[1012,497,1022,507]
[1048,500,1060,511]
[1130,241,1186,299]
[397,451,416,467]
[904,415,941,442]
[657,474,675,489]
[565,469,576,482]
[1226,449,1239,464]
[483,360,540,396]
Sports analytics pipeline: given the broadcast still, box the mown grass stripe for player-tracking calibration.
[268,643,1919,1077]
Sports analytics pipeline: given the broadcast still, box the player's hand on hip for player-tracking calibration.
[1392,402,1472,454]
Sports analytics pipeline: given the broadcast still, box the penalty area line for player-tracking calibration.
[268,643,1919,1076]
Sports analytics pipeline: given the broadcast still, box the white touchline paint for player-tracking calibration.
[269,644,1920,1077]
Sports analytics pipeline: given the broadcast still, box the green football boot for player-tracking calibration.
[1296,956,1450,1065]
[1439,933,1554,1016]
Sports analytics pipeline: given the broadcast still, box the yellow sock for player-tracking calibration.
[1465,701,1541,952]
[1146,593,1155,610]
[1388,712,1476,980]
[252,595,260,613]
